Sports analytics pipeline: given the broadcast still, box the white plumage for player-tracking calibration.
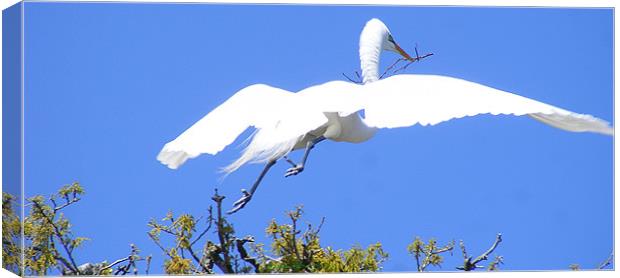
[159,73,612,169]
[157,18,612,213]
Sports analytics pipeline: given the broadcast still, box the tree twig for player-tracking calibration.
[190,206,213,247]
[235,236,260,272]
[98,256,131,274]
[31,200,80,274]
[342,72,363,84]
[457,233,503,271]
[472,233,502,266]
[147,232,172,258]
[187,244,212,274]
[52,197,80,213]
[419,240,454,271]
[379,58,405,79]
[212,191,233,273]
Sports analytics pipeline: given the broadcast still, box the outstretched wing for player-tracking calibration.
[158,84,304,169]
[360,74,613,135]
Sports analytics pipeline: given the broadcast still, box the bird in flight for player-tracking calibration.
[157,18,613,214]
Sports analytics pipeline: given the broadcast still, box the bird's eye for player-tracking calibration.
[387,34,395,43]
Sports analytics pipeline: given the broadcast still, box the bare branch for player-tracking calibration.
[289,209,302,262]
[457,233,503,271]
[190,206,213,247]
[98,256,131,274]
[235,236,260,272]
[380,58,405,79]
[391,52,434,75]
[472,233,502,266]
[212,190,234,273]
[52,197,80,213]
[459,240,468,259]
[147,232,172,258]
[342,72,363,84]
[187,245,212,274]
[145,255,151,275]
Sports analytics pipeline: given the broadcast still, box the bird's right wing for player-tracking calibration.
[157,84,313,169]
[360,74,613,135]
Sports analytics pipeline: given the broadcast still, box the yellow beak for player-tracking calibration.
[394,42,414,61]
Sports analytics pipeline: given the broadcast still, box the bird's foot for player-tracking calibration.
[284,165,304,177]
[227,189,252,214]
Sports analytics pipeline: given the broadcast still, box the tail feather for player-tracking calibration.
[221,129,302,174]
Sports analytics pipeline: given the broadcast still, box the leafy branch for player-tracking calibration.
[407,237,454,271]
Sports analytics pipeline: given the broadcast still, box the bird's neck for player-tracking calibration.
[359,24,386,84]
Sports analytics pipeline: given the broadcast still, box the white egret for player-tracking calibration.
[157,18,613,214]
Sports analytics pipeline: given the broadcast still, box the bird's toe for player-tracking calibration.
[284,165,304,177]
[227,190,252,214]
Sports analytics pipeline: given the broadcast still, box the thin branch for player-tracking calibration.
[459,240,468,259]
[31,200,80,274]
[187,245,212,274]
[52,197,80,213]
[380,58,405,79]
[235,236,260,272]
[212,191,233,273]
[147,221,178,237]
[342,72,363,84]
[290,211,302,262]
[147,232,172,258]
[419,241,454,271]
[457,233,503,271]
[349,44,434,84]
[145,255,151,275]
[98,256,131,274]
[415,252,422,272]
[52,253,75,274]
[315,217,326,235]
[392,52,434,75]
[190,206,213,247]
[205,242,228,273]
[471,233,502,266]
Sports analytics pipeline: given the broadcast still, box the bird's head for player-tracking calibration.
[384,32,414,61]
[363,18,414,61]
[359,18,415,83]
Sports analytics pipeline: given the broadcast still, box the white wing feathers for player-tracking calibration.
[360,74,613,135]
[158,74,612,170]
[157,84,318,169]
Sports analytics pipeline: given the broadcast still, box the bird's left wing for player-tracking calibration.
[359,74,613,135]
[158,84,317,169]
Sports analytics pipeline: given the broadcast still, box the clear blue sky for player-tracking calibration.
[21,2,612,273]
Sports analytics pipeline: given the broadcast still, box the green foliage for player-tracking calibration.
[257,206,388,273]
[14,183,615,275]
[147,192,247,275]
[148,196,389,274]
[407,236,454,271]
[23,182,87,275]
[3,183,148,276]
[2,193,23,275]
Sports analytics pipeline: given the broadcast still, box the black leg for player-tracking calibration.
[227,159,277,214]
[284,136,325,177]
[283,156,297,167]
